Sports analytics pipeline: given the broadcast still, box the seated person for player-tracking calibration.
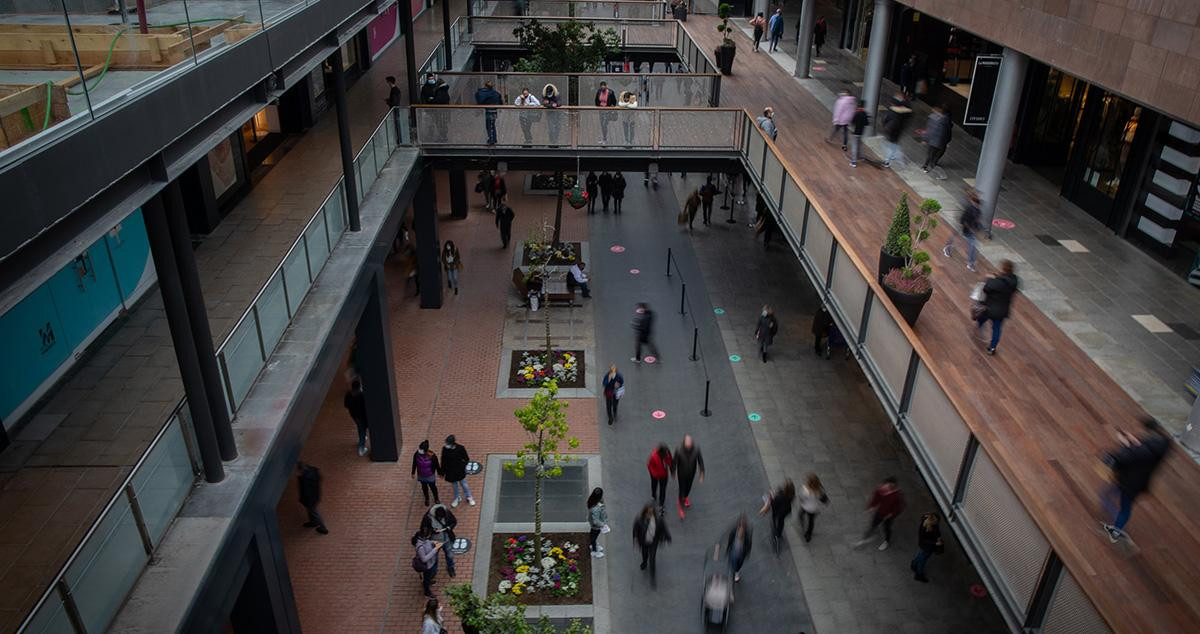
[568,261,591,298]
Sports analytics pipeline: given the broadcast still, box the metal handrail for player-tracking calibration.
[433,69,722,78]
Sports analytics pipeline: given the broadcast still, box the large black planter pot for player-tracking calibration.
[716,44,736,75]
[878,248,905,282]
[882,283,933,327]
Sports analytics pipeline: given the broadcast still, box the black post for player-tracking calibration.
[449,170,469,219]
[690,327,698,361]
[331,47,361,231]
[679,282,686,315]
[441,0,453,65]
[726,177,738,223]
[399,0,418,128]
[143,195,224,483]
[162,180,237,461]
[414,168,444,309]
[356,269,401,461]
[700,380,711,417]
[466,0,474,34]
[666,247,672,277]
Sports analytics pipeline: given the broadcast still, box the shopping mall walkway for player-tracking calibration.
[0,2,463,630]
[682,15,1200,631]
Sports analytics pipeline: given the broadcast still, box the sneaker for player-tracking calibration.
[640,561,647,570]
[357,445,367,457]
[853,538,871,548]
[967,263,977,272]
[881,161,890,168]
[684,497,691,508]
[850,161,857,168]
[598,544,605,552]
[677,501,685,519]
[592,550,606,558]
[734,572,741,582]
[922,166,929,173]
[914,574,929,583]
[451,497,461,508]
[631,357,641,363]
[468,497,476,506]
[877,541,889,551]
[448,569,456,578]
[1103,524,1123,543]
[316,526,329,535]
[986,347,996,356]
[303,521,318,528]
[942,245,951,257]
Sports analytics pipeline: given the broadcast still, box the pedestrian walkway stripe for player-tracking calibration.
[714,307,725,315]
[652,410,666,419]
[729,354,742,362]
[747,412,762,422]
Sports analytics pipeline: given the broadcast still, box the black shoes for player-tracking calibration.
[316,526,329,535]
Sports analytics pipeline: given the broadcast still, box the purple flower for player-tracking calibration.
[568,565,577,572]
[553,574,561,581]
[517,535,527,542]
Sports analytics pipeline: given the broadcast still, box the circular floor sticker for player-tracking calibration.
[651,410,666,419]
[629,268,640,274]
[464,461,482,475]
[714,307,725,315]
[747,412,762,422]
[970,584,988,598]
[610,245,626,253]
[992,219,1015,229]
[729,354,742,362]
[812,65,826,71]
[643,355,657,364]
[450,537,471,554]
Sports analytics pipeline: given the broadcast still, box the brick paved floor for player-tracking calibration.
[279,171,599,633]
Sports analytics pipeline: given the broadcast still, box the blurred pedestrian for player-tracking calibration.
[495,202,515,248]
[586,171,599,214]
[726,514,753,582]
[631,303,659,363]
[768,9,784,51]
[813,16,827,56]
[881,96,912,168]
[974,259,1019,355]
[647,444,673,509]
[849,100,869,167]
[420,503,458,577]
[899,55,918,97]
[757,107,778,141]
[343,379,368,456]
[613,172,626,214]
[684,189,701,230]
[632,504,672,580]
[588,487,610,558]
[421,597,444,634]
[599,171,614,212]
[700,176,720,225]
[441,435,475,507]
[412,525,442,598]
[602,364,624,425]
[296,462,328,534]
[412,440,442,506]
[812,305,833,355]
[441,240,463,295]
[672,434,705,518]
[855,476,905,551]
[750,12,766,51]
[944,189,982,271]
[911,512,943,582]
[755,304,779,362]
[920,104,953,173]
[759,479,795,552]
[831,89,856,150]
[797,473,829,542]
[1101,418,1171,542]
[486,171,507,210]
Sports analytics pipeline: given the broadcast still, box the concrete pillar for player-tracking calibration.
[162,180,237,461]
[974,47,1028,233]
[400,0,419,114]
[143,194,224,483]
[794,0,816,78]
[331,48,361,231]
[1180,391,1200,452]
[355,269,401,461]
[861,0,891,137]
[413,168,443,309]
[449,170,469,219]
[752,0,768,18]
[442,0,454,65]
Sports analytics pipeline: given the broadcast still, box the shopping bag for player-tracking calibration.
[969,282,985,303]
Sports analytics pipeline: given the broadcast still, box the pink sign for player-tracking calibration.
[629,268,640,274]
[992,219,1015,229]
[643,355,657,364]
[812,66,826,71]
[610,245,626,253]
[367,4,399,60]
[651,410,666,419]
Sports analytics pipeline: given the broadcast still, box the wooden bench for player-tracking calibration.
[512,268,575,307]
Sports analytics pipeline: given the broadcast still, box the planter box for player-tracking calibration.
[487,532,593,606]
[508,349,586,389]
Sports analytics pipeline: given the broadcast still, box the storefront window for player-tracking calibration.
[1078,96,1141,199]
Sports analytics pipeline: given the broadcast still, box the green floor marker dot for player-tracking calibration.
[748,413,762,422]
[714,307,725,315]
[729,354,741,362]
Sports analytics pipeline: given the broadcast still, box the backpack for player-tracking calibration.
[412,553,428,573]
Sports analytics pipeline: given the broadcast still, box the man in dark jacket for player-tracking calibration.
[699,177,720,226]
[420,72,451,141]
[343,380,368,456]
[420,503,459,576]
[474,81,503,145]
[631,303,659,363]
[594,82,618,144]
[881,98,912,168]
[441,435,474,507]
[849,100,869,167]
[1102,419,1171,542]
[386,76,403,140]
[812,304,833,355]
[672,435,705,519]
[495,203,515,248]
[632,505,671,581]
[976,259,1019,355]
[612,173,626,214]
[297,462,328,534]
[598,171,614,212]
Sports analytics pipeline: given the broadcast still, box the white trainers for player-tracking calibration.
[357,446,367,457]
[942,245,951,257]
[451,497,461,508]
[877,541,889,551]
[467,496,476,506]
[591,550,605,558]
[853,538,871,548]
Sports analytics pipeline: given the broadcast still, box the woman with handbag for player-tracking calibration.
[587,487,610,558]
[602,364,624,425]
[911,512,944,583]
[797,472,829,542]
[441,241,463,295]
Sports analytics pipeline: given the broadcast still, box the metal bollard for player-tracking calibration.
[700,380,711,417]
[680,283,687,315]
[690,327,698,361]
[666,247,672,277]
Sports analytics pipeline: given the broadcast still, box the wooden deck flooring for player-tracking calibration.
[682,16,1200,632]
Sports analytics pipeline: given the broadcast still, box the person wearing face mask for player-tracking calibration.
[543,83,562,146]
[754,305,778,362]
[420,73,450,141]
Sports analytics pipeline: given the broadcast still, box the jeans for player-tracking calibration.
[548,115,560,145]
[753,28,763,50]
[945,231,978,268]
[421,561,439,596]
[770,33,782,51]
[635,336,658,361]
[353,416,368,452]
[912,549,932,576]
[864,513,893,542]
[304,504,326,529]
[849,135,862,164]
[702,200,713,223]
[589,528,601,551]
[678,474,695,502]
[578,281,590,297]
[519,115,534,144]
[419,477,440,505]
[484,111,498,143]
[885,140,902,165]
[450,479,472,501]
[447,268,459,290]
[599,113,613,142]
[651,477,668,507]
[976,315,1004,350]
[605,394,619,422]
[623,120,635,145]
[440,537,456,574]
[1103,484,1138,531]
[799,510,817,540]
[924,145,945,169]
[830,124,848,147]
[613,197,623,214]
[640,542,659,577]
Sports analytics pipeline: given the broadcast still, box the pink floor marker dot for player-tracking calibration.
[992,219,1015,229]
[652,410,666,419]
[629,268,640,274]
[610,245,626,253]
[812,66,826,71]
[643,355,657,364]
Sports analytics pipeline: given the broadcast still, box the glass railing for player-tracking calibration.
[432,71,718,106]
[511,0,669,19]
[465,16,678,47]
[412,105,743,149]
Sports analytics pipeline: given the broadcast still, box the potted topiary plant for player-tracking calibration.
[714,3,736,75]
[879,192,910,281]
[880,197,940,326]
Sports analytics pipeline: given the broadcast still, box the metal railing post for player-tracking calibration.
[679,282,687,315]
[666,247,672,277]
[690,327,698,361]
[700,380,711,417]
[56,578,86,634]
[124,483,155,556]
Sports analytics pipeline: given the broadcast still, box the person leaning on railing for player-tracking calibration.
[474,81,503,145]
[543,83,562,147]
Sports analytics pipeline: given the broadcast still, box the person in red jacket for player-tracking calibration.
[854,476,905,551]
[647,444,673,510]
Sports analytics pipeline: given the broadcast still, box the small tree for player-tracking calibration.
[883,192,911,257]
[512,19,620,75]
[716,3,734,45]
[883,197,940,294]
[505,381,579,566]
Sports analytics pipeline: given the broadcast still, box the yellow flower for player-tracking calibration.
[516,565,530,573]
[550,547,563,556]
[512,584,524,595]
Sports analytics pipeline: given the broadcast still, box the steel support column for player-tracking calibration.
[355,269,401,461]
[400,0,419,126]
[413,168,443,309]
[331,47,361,231]
[794,0,816,78]
[442,0,454,65]
[861,0,891,137]
[975,47,1028,233]
[449,170,469,219]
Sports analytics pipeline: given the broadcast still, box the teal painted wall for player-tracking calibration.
[0,210,153,424]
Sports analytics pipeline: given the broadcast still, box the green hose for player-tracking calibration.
[17,81,53,132]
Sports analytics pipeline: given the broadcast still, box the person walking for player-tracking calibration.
[647,444,673,510]
[910,512,943,582]
[684,189,702,231]
[750,12,766,51]
[412,525,442,598]
[881,97,912,168]
[632,504,672,580]
[495,202,515,248]
[813,16,827,56]
[585,171,599,215]
[757,107,778,141]
[441,435,475,507]
[899,55,918,98]
[726,514,753,582]
[797,473,829,542]
[343,380,368,456]
[588,487,610,558]
[759,479,795,552]
[672,435,705,519]
[386,75,403,140]
[296,462,328,534]
[811,305,833,355]
[849,100,869,167]
[420,502,459,577]
[474,81,502,145]
[699,176,720,226]
[768,9,784,52]
[612,172,626,214]
[514,87,541,146]
[421,598,445,634]
[830,90,856,150]
[974,259,1019,355]
[1101,418,1171,542]
[602,364,624,425]
[855,476,905,551]
[943,189,983,271]
[412,440,442,506]
[543,83,562,146]
[441,240,463,295]
[754,304,779,362]
[598,171,614,213]
[920,104,953,173]
[595,81,618,144]
[486,172,508,210]
[618,92,639,146]
[569,261,591,298]
[631,303,659,363]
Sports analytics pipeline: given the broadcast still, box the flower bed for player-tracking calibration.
[507,349,586,389]
[487,532,593,605]
[522,241,580,267]
[529,173,578,191]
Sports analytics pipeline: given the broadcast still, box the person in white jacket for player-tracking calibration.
[514,87,541,145]
[618,91,639,146]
